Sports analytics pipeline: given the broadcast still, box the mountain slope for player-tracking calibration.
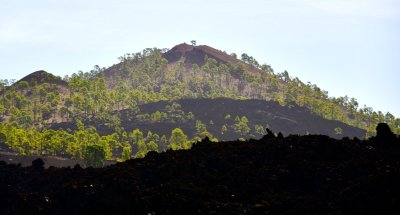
[97,44,392,135]
[1,42,398,160]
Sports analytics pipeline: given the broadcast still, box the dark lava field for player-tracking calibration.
[0,125,399,215]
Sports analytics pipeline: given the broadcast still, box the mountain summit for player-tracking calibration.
[15,70,68,87]
[164,43,259,73]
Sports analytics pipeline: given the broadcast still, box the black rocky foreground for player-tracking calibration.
[0,125,399,215]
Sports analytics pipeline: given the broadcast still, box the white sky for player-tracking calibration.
[0,0,399,116]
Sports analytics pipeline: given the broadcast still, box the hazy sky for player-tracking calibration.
[0,0,399,116]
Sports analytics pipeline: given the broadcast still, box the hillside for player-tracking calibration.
[98,43,399,137]
[0,126,399,214]
[0,42,398,162]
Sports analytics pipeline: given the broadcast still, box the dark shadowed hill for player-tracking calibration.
[175,98,365,138]
[50,98,365,141]
[123,98,365,139]
[0,126,399,214]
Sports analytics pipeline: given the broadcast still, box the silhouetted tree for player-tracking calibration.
[85,144,106,167]
[375,123,397,145]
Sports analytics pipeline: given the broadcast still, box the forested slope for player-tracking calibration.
[0,43,398,163]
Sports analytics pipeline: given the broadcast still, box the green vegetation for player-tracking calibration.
[0,46,399,162]
[169,128,190,150]
[334,127,343,135]
[234,116,251,136]
[0,120,196,164]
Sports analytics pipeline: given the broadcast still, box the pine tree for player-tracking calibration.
[169,128,189,150]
